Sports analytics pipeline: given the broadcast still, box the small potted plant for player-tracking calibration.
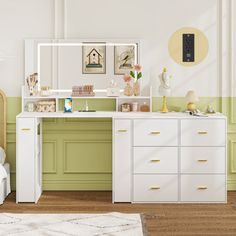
[130,64,142,96]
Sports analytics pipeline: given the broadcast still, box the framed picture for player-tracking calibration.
[82,42,106,74]
[114,44,138,75]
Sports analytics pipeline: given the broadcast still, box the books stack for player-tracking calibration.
[71,85,95,97]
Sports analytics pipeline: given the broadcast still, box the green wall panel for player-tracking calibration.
[5,97,236,190]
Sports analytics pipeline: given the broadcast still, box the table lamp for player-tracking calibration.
[185,90,199,111]
[159,68,172,113]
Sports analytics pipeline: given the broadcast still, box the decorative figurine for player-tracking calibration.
[206,104,215,114]
[159,68,172,113]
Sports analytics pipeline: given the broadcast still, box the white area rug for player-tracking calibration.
[0,212,144,236]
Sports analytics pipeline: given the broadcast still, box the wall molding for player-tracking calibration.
[43,140,57,174]
[230,0,236,124]
[229,139,236,173]
[63,140,112,174]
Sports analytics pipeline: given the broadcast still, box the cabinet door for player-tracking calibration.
[113,119,131,202]
[35,119,42,202]
[16,118,36,202]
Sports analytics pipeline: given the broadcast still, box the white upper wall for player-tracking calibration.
[0,0,228,97]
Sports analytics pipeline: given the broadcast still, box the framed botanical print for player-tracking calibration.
[114,44,138,75]
[82,43,106,74]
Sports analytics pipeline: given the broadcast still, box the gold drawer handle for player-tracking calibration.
[117,129,127,133]
[198,131,208,135]
[21,128,31,131]
[197,186,208,190]
[197,159,208,163]
[150,159,161,163]
[150,131,161,135]
[150,186,160,190]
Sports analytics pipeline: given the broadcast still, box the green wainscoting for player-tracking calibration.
[6,97,236,190]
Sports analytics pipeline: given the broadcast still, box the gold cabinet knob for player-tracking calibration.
[150,159,161,163]
[197,159,208,163]
[117,129,127,133]
[197,186,208,190]
[198,131,208,135]
[150,131,161,135]
[21,128,31,131]
[149,186,160,190]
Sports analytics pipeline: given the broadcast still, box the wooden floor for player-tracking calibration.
[1,191,236,235]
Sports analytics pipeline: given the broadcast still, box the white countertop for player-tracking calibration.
[16,111,227,119]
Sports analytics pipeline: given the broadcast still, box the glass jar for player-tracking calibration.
[133,80,140,96]
[140,102,150,112]
[124,82,133,96]
[132,102,139,112]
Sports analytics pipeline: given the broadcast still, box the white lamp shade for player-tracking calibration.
[185,90,199,103]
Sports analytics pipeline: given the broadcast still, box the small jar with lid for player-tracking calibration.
[140,102,150,112]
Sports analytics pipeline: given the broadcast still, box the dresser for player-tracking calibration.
[16,112,226,203]
[113,114,227,203]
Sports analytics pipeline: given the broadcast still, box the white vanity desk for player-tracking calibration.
[16,111,227,204]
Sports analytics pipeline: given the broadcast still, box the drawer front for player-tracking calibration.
[181,175,226,202]
[133,175,178,202]
[181,147,225,174]
[133,147,178,174]
[134,119,178,146]
[181,119,226,146]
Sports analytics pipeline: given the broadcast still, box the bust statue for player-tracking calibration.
[159,68,171,96]
[158,68,172,112]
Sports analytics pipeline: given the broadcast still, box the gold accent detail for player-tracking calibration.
[197,186,208,190]
[198,131,208,135]
[150,186,160,190]
[197,159,208,162]
[150,159,161,163]
[150,131,161,135]
[21,128,31,131]
[161,96,169,113]
[117,129,127,133]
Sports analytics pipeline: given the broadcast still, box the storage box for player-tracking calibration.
[36,100,56,112]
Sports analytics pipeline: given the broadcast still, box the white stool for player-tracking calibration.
[0,163,11,204]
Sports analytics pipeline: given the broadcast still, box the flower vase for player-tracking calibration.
[124,82,133,96]
[133,80,140,96]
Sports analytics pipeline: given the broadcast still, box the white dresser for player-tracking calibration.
[16,112,226,203]
[113,114,227,203]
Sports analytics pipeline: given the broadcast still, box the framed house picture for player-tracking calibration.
[82,42,106,74]
[114,44,138,75]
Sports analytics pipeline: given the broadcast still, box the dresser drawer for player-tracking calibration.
[133,147,178,174]
[181,119,226,146]
[181,175,226,202]
[181,147,225,174]
[133,175,178,202]
[134,119,178,146]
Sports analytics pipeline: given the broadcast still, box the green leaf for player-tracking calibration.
[137,72,142,79]
[130,71,135,78]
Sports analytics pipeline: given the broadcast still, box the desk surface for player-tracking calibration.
[17,111,226,119]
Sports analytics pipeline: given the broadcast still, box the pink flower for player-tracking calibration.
[123,74,132,82]
[134,64,142,72]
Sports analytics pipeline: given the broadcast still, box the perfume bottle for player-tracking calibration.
[140,102,150,112]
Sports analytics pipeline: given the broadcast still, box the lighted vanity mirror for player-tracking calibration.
[25,40,139,92]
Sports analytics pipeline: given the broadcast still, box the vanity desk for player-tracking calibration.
[16,111,227,204]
